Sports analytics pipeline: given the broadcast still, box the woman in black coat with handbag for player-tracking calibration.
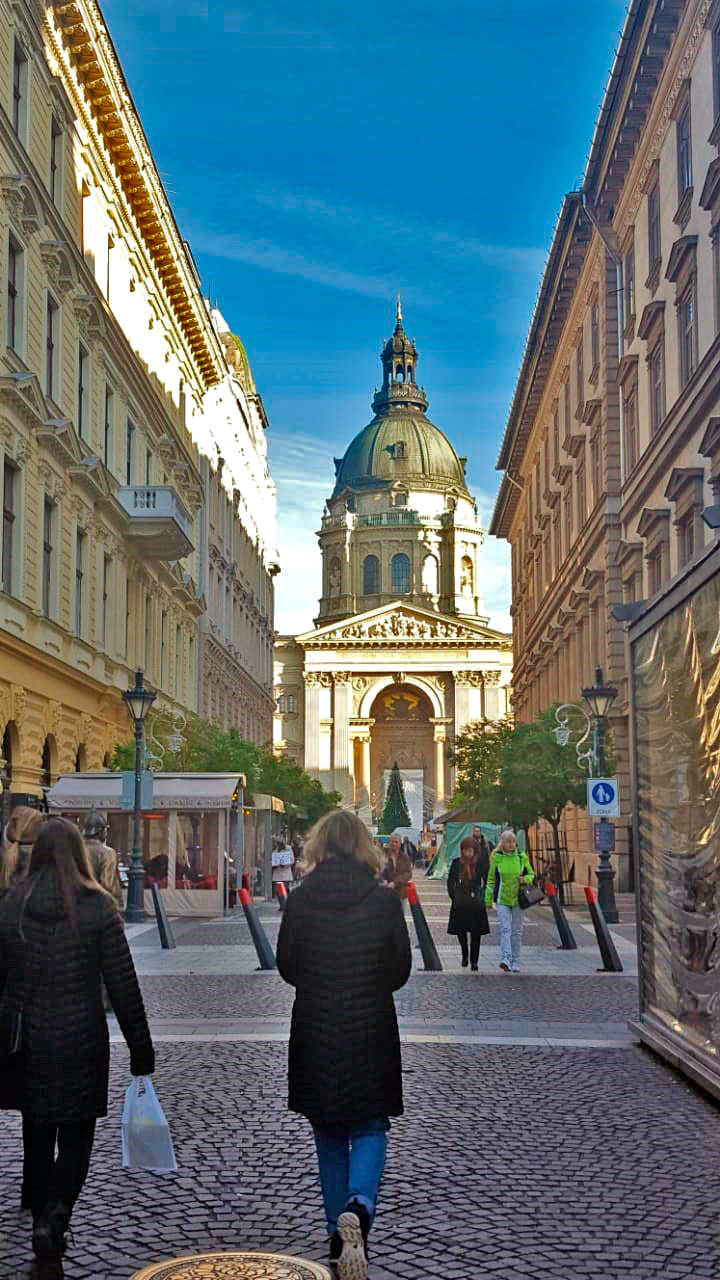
[0,818,155,1280]
[277,809,412,1280]
[447,835,490,971]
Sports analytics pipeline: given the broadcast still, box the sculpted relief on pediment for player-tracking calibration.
[326,613,473,644]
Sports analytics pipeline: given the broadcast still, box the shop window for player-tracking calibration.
[176,811,220,889]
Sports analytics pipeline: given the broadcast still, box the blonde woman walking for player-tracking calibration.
[277,810,411,1280]
[485,830,535,973]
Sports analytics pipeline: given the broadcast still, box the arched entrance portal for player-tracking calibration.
[368,684,434,827]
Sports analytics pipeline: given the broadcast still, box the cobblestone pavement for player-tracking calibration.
[2,882,718,1280]
[1,1040,719,1280]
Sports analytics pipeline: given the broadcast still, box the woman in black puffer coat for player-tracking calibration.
[0,818,155,1280]
[277,809,412,1280]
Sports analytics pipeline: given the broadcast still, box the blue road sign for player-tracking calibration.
[587,777,620,817]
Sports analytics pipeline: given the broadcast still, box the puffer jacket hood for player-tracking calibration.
[302,852,379,912]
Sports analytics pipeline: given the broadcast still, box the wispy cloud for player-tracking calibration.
[251,183,545,273]
[190,230,429,302]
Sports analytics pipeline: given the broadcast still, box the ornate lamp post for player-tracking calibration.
[122,670,156,924]
[581,666,618,923]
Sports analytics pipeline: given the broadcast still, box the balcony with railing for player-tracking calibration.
[357,510,420,527]
[117,485,194,560]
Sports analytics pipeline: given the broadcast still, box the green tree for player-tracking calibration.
[380,762,411,834]
[449,718,516,824]
[109,714,339,831]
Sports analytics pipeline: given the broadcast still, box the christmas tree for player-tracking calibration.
[380,762,411,834]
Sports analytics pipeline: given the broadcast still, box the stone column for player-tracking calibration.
[349,718,375,813]
[454,673,470,735]
[333,673,353,804]
[304,674,321,773]
[430,718,452,814]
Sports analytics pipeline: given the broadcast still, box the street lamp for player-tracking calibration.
[122,670,156,923]
[581,665,619,923]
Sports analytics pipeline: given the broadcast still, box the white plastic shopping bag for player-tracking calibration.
[121,1076,177,1173]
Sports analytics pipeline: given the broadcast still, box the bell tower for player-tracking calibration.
[371,298,429,416]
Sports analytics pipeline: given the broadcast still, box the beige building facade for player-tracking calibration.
[491,0,720,888]
[0,0,276,808]
[275,311,512,822]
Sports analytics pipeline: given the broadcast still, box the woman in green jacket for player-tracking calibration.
[485,830,535,973]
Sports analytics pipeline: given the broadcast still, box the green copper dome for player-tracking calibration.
[332,305,469,496]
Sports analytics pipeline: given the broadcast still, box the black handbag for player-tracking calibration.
[518,877,544,910]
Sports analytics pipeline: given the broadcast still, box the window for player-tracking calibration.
[2,460,16,595]
[648,183,661,267]
[145,448,152,486]
[144,593,152,671]
[422,553,439,594]
[277,695,287,713]
[591,303,600,372]
[12,41,27,141]
[363,554,379,594]
[576,334,584,406]
[624,390,638,474]
[563,490,572,555]
[576,463,586,529]
[75,528,85,635]
[393,490,407,507]
[126,419,135,485]
[678,514,695,567]
[553,410,559,465]
[677,103,692,198]
[679,286,696,387]
[591,435,601,506]
[77,343,88,438]
[563,379,571,433]
[42,498,54,618]
[174,624,181,693]
[101,554,111,648]
[7,235,22,352]
[188,634,195,703]
[544,534,552,586]
[104,386,114,469]
[649,342,665,434]
[106,234,114,302]
[553,513,562,571]
[714,20,720,117]
[625,241,636,320]
[394,441,406,458]
[50,116,62,204]
[391,553,410,594]
[45,294,58,401]
[647,547,663,595]
[287,694,296,713]
[161,610,167,686]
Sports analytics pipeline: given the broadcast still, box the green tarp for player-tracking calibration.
[427,822,526,880]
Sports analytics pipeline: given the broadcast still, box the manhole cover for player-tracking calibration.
[130,1253,332,1280]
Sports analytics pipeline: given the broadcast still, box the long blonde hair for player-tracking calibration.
[300,810,384,877]
[0,806,45,890]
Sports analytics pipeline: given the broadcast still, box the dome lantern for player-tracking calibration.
[372,295,428,416]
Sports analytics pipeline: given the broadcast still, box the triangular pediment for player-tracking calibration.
[67,456,115,500]
[298,601,510,648]
[0,372,48,427]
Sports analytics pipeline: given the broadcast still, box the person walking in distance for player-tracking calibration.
[447,836,490,970]
[277,810,411,1280]
[485,830,535,973]
[83,811,124,911]
[0,818,155,1279]
[0,807,45,898]
[381,833,413,898]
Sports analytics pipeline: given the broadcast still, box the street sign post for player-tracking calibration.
[587,777,620,817]
[593,821,615,852]
[120,770,154,812]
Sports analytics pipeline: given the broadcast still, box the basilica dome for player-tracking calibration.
[332,302,469,497]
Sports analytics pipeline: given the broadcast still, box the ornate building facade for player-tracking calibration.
[274,309,512,821]
[490,0,719,888]
[0,0,277,809]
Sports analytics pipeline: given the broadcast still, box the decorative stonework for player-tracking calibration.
[304,672,333,688]
[323,612,483,644]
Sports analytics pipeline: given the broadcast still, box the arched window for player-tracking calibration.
[422,554,439,594]
[407,365,414,382]
[40,736,57,790]
[395,363,404,382]
[391,553,410,594]
[277,695,287,713]
[392,489,408,508]
[363,554,380,594]
[287,694,297,713]
[74,744,87,772]
[394,441,406,459]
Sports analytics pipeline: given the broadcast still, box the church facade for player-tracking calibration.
[273,307,512,823]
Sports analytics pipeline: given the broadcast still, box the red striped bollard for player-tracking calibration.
[584,885,623,972]
[543,881,577,950]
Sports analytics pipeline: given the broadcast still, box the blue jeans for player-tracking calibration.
[496,904,524,969]
[313,1121,388,1235]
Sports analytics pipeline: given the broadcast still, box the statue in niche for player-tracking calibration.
[460,555,474,596]
[329,561,342,597]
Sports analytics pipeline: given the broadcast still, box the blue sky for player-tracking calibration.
[103,0,626,633]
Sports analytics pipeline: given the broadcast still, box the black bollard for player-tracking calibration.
[584,886,623,972]
[151,884,176,950]
[406,882,443,971]
[239,888,277,970]
[543,881,577,950]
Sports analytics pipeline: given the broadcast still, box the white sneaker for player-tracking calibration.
[511,965,521,973]
[337,1209,368,1280]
